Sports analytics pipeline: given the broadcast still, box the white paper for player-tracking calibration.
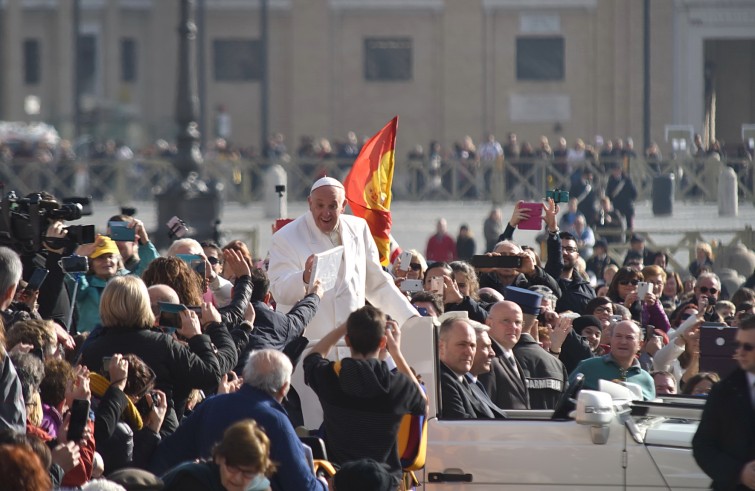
[308,245,344,293]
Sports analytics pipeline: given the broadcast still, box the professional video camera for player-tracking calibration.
[0,191,94,254]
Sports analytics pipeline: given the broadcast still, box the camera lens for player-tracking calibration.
[49,203,83,221]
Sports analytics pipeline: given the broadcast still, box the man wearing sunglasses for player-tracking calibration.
[693,314,755,490]
[672,272,724,324]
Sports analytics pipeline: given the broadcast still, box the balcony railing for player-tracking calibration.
[1,154,751,205]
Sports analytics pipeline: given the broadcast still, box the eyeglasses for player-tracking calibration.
[735,341,755,352]
[207,256,222,266]
[409,263,422,271]
[699,286,718,295]
[562,246,578,253]
[593,306,613,314]
[227,465,261,480]
[619,279,640,286]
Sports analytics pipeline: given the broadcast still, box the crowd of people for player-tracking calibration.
[0,174,754,490]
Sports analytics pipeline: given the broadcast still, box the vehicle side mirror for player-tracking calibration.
[575,390,614,444]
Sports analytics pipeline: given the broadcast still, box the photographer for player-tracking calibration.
[477,240,561,298]
[106,214,159,278]
[670,272,724,324]
[543,198,596,315]
[65,235,131,333]
[90,353,167,474]
[37,220,82,341]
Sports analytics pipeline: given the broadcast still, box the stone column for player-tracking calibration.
[2,0,23,119]
[56,0,75,138]
[103,0,120,104]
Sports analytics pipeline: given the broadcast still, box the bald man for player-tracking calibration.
[148,284,180,326]
[438,318,501,419]
[478,301,530,409]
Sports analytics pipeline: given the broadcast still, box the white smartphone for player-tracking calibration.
[637,281,652,299]
[400,279,423,293]
[398,251,413,271]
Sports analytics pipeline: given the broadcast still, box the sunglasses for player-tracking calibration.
[409,263,422,272]
[619,279,640,286]
[207,256,222,265]
[699,286,718,295]
[735,341,755,352]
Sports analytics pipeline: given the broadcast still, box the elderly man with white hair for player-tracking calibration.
[150,349,327,490]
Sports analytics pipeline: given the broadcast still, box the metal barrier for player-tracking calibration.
[1,154,752,205]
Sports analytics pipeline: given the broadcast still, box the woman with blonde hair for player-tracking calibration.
[688,242,714,278]
[79,276,237,434]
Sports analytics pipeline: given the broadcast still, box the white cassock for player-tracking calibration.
[268,211,418,427]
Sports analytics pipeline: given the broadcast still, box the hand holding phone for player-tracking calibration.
[67,399,90,442]
[199,302,221,326]
[398,251,413,272]
[158,302,185,330]
[59,255,89,273]
[25,268,49,291]
[108,221,136,242]
[636,281,652,300]
[400,279,423,293]
[177,309,202,339]
[106,354,129,391]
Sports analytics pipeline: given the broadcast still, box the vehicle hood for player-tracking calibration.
[338,358,391,398]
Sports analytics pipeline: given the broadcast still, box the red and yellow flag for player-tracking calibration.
[344,116,398,266]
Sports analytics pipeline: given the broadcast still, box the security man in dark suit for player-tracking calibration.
[479,301,530,410]
[693,314,755,490]
[468,321,507,418]
[439,317,503,419]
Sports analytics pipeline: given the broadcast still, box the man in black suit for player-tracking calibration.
[468,321,507,418]
[439,317,500,419]
[479,301,530,409]
[693,315,755,490]
[234,267,323,372]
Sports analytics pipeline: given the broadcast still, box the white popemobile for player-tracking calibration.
[395,316,711,490]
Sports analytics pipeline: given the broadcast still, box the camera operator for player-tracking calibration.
[106,214,159,277]
[670,272,724,324]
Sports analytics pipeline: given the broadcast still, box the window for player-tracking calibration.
[364,37,412,81]
[77,34,97,95]
[121,38,137,82]
[213,39,262,82]
[516,37,564,81]
[23,39,40,85]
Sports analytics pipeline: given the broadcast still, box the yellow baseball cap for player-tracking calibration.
[90,235,120,259]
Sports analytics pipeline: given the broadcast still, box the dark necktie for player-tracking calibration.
[475,379,489,397]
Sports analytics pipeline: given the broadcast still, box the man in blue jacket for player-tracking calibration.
[150,349,327,490]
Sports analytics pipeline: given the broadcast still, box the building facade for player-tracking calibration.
[0,0,753,157]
